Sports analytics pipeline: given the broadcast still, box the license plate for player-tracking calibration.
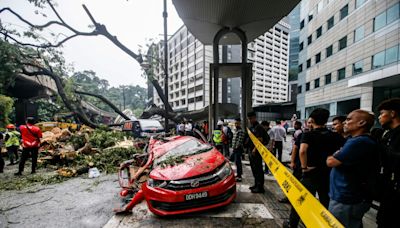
[185,191,208,201]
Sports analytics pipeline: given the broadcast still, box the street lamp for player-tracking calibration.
[163,0,169,132]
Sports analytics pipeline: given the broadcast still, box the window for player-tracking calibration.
[300,20,305,29]
[354,26,364,42]
[385,46,399,64]
[307,59,311,68]
[387,3,400,24]
[353,60,363,75]
[356,0,365,9]
[314,78,320,88]
[338,36,347,50]
[298,85,302,94]
[372,51,385,69]
[306,82,310,91]
[309,13,314,22]
[340,4,349,20]
[316,26,322,38]
[308,35,312,45]
[325,73,332,85]
[315,52,321,64]
[327,16,334,30]
[299,42,304,51]
[374,12,386,31]
[299,64,303,72]
[326,45,333,57]
[337,68,346,80]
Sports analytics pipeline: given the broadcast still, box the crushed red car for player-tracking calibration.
[115,134,236,216]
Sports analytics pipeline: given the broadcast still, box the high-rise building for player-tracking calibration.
[297,0,400,119]
[288,4,301,103]
[151,21,290,114]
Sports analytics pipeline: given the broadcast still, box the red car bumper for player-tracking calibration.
[142,173,236,216]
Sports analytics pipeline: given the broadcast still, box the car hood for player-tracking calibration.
[150,148,226,181]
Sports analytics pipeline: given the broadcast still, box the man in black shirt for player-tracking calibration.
[284,108,345,228]
[376,98,400,228]
[246,111,269,193]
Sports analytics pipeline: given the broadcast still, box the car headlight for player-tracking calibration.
[217,162,232,180]
[147,178,168,188]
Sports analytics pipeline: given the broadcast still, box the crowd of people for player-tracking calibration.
[0,117,43,175]
[201,97,399,228]
[241,98,399,228]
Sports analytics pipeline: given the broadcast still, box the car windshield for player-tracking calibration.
[139,120,163,130]
[154,139,213,166]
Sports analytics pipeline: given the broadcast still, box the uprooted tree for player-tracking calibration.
[0,0,175,125]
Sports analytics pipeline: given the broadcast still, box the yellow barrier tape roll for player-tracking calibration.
[247,129,343,228]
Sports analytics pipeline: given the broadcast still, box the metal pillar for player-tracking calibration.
[163,0,169,131]
[211,27,249,129]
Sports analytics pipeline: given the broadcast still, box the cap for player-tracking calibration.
[6,124,15,129]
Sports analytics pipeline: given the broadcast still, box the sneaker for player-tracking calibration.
[14,172,22,176]
[235,177,242,182]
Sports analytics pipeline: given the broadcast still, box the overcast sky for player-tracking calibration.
[1,0,184,88]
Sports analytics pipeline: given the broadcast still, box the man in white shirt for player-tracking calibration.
[272,120,286,162]
[185,120,193,136]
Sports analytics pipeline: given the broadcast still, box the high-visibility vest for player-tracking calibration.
[5,130,20,147]
[213,130,222,144]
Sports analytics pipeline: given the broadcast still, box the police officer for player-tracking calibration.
[246,111,269,193]
[377,98,400,228]
[213,121,224,153]
[5,124,20,165]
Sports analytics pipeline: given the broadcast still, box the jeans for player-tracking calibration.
[18,147,39,173]
[249,149,264,188]
[222,143,230,157]
[233,147,243,178]
[288,168,330,227]
[274,141,283,162]
[329,199,371,228]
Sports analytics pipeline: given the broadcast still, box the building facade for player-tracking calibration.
[152,21,290,114]
[297,0,400,119]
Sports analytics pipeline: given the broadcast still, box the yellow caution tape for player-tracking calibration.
[247,129,343,228]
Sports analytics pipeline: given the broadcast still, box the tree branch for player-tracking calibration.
[21,64,100,128]
[0,7,64,29]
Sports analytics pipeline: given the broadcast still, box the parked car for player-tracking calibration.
[122,119,164,138]
[115,135,236,216]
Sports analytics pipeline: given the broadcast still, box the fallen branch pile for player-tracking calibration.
[38,127,146,177]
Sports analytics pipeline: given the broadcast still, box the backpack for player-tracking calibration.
[227,127,233,140]
[221,131,228,144]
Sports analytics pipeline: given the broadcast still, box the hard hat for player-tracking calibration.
[6,124,15,129]
[217,120,224,126]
